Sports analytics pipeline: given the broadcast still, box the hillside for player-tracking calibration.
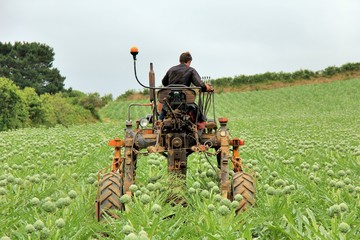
[215,70,360,93]
[100,77,360,125]
[114,63,360,100]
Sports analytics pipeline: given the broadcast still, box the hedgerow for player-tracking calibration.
[210,62,360,88]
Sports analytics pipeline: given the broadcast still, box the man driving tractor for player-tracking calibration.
[159,51,213,122]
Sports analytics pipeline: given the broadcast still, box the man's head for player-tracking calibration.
[179,52,192,65]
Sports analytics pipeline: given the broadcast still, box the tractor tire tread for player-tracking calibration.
[232,171,255,212]
[97,172,123,220]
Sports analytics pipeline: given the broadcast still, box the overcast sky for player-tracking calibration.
[1,0,359,97]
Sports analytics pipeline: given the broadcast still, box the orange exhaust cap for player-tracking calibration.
[218,118,228,123]
[130,46,138,54]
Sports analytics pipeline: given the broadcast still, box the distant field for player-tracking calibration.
[1,78,359,239]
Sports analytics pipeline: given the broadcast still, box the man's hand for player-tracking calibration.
[205,83,214,92]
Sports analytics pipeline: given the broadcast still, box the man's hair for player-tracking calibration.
[179,52,192,64]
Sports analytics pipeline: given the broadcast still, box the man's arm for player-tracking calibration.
[191,69,213,92]
[162,71,169,86]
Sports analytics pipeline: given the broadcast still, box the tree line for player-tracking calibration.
[118,62,360,98]
[0,42,112,131]
[209,62,360,88]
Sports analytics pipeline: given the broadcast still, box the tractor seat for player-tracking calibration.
[157,85,196,104]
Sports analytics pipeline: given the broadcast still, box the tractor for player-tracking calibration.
[95,47,255,221]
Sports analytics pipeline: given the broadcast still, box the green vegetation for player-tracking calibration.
[210,62,360,89]
[0,77,27,130]
[0,77,105,130]
[114,62,360,100]
[1,78,359,239]
[0,42,113,130]
[0,42,65,95]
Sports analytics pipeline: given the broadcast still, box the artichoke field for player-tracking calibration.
[1,79,359,239]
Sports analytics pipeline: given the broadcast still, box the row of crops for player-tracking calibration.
[0,78,359,239]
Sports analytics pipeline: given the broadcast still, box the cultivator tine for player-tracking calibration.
[230,138,245,172]
[108,138,125,172]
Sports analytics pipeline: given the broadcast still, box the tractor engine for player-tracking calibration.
[157,86,200,174]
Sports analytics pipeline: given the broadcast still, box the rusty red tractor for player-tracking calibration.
[95,47,255,220]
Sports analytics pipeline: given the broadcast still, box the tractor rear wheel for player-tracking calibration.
[231,171,255,212]
[96,172,124,220]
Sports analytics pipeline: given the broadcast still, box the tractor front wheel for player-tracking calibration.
[231,171,255,213]
[96,172,124,221]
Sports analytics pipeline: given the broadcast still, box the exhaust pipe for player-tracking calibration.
[149,63,155,102]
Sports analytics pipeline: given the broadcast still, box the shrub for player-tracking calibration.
[322,66,339,77]
[21,87,46,126]
[43,93,97,126]
[0,77,28,131]
[79,92,106,120]
[340,62,360,72]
